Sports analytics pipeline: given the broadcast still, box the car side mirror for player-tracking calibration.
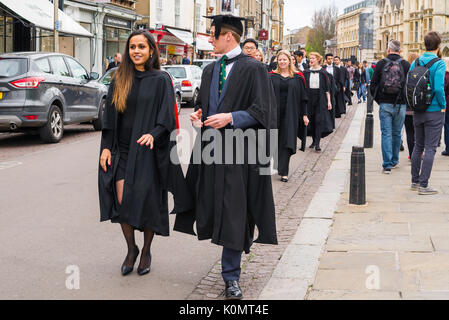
[90,72,99,80]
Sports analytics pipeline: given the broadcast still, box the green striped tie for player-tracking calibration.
[219,55,227,95]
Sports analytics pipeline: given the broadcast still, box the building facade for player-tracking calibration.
[376,0,449,59]
[337,0,377,63]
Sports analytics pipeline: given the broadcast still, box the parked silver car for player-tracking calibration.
[99,67,183,114]
[162,65,202,107]
[0,52,107,143]
[192,59,216,70]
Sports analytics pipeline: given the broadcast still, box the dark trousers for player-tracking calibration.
[221,247,242,282]
[404,114,415,157]
[278,147,292,176]
[311,112,322,147]
[444,110,449,152]
[411,111,445,187]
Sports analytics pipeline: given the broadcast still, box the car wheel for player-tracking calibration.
[40,105,64,143]
[93,99,106,131]
[176,93,182,114]
[188,89,199,107]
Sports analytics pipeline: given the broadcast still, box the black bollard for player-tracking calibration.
[349,146,366,205]
[367,85,374,113]
[363,113,374,148]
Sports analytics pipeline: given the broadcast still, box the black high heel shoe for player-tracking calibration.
[121,245,139,276]
[137,252,152,276]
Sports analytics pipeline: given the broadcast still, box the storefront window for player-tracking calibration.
[0,17,4,53]
[5,17,12,53]
[40,30,54,52]
[105,27,130,60]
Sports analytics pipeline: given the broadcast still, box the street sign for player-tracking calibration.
[259,29,268,41]
[55,20,62,31]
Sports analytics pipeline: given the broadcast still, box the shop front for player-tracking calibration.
[0,0,92,54]
[195,32,214,59]
[103,16,132,63]
[149,26,193,65]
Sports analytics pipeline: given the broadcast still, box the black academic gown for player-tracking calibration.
[270,72,308,153]
[343,67,352,104]
[334,66,347,117]
[98,70,192,234]
[304,69,335,138]
[174,55,278,254]
[323,64,344,118]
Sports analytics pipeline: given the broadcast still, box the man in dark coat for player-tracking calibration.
[333,55,347,116]
[174,15,277,300]
[323,53,344,118]
[106,53,121,72]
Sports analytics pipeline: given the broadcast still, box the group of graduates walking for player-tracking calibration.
[270,50,352,182]
[97,14,354,301]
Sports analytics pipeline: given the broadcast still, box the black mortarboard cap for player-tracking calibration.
[204,15,246,39]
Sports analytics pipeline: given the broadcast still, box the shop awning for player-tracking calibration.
[196,34,213,51]
[0,0,93,38]
[166,27,193,45]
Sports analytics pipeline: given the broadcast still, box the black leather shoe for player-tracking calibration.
[309,142,316,148]
[121,245,139,276]
[137,252,152,276]
[280,177,288,183]
[315,146,322,152]
[225,280,243,300]
[442,150,449,156]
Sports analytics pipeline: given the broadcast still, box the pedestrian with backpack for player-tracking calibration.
[370,40,410,174]
[407,31,446,195]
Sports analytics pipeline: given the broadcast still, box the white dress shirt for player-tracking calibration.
[221,44,242,77]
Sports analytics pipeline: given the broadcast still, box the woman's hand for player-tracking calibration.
[328,102,333,110]
[303,115,310,126]
[100,149,111,173]
[137,134,155,149]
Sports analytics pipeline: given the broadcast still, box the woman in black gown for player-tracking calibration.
[270,50,309,182]
[98,30,189,276]
[303,52,333,152]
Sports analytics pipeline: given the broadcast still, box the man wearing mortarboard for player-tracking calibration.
[174,14,278,300]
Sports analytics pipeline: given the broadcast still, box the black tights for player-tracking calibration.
[118,178,154,269]
[120,223,154,269]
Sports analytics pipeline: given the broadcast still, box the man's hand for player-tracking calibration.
[190,108,203,128]
[303,115,310,126]
[204,113,233,129]
[442,109,446,113]
[328,102,333,110]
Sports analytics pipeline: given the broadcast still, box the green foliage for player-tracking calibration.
[305,4,338,56]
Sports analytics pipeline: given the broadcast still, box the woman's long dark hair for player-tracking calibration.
[113,29,161,112]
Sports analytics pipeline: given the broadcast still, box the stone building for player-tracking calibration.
[336,0,377,63]
[376,0,449,59]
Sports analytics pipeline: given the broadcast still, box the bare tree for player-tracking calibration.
[306,5,338,55]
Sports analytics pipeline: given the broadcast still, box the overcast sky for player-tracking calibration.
[284,0,360,32]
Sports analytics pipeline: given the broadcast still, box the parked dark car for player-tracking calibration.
[0,52,107,143]
[99,67,183,114]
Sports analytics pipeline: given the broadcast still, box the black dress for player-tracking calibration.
[304,69,334,146]
[278,76,291,176]
[270,72,308,176]
[99,69,192,234]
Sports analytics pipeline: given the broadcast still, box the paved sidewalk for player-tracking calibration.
[187,100,360,300]
[305,106,449,300]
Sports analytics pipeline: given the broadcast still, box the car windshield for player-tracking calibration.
[100,69,116,85]
[0,58,27,77]
[193,60,214,70]
[164,67,187,79]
